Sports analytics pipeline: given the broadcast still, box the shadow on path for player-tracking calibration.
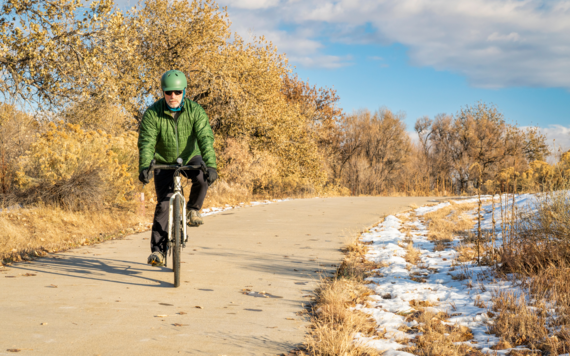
[10,255,172,287]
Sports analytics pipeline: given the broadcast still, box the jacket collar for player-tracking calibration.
[161,98,188,117]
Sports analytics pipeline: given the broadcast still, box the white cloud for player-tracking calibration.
[227,0,280,10]
[520,124,570,162]
[290,54,353,69]
[537,124,570,152]
[487,32,521,42]
[218,0,570,86]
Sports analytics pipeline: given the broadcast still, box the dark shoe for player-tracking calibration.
[147,251,165,267]
[187,210,203,226]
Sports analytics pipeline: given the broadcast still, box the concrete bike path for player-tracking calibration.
[1,196,436,356]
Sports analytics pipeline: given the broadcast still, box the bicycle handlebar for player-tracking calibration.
[151,164,203,171]
[146,159,209,183]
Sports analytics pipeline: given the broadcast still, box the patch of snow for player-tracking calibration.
[358,194,537,354]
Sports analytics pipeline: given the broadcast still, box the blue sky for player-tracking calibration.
[215,0,570,149]
[293,42,570,127]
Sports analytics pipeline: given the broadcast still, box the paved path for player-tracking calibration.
[1,197,435,356]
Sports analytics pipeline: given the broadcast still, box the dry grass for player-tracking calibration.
[337,233,387,282]
[488,291,570,354]
[297,230,384,356]
[500,191,570,275]
[200,181,252,209]
[404,242,421,265]
[15,167,107,211]
[412,193,570,355]
[525,267,570,326]
[388,201,491,355]
[468,191,570,355]
[301,278,382,356]
[423,202,477,241]
[456,243,478,263]
[0,201,153,264]
[400,308,482,356]
[432,240,449,252]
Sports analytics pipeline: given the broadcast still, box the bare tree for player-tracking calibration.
[414,103,550,193]
[335,109,411,195]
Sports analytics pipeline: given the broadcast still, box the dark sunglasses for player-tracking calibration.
[164,90,183,96]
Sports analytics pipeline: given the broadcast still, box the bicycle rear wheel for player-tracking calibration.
[173,195,181,288]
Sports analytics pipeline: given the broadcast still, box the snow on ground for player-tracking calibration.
[356,194,539,355]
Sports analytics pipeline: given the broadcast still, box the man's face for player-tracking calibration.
[164,90,183,108]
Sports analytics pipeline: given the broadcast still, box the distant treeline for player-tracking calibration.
[333,103,568,196]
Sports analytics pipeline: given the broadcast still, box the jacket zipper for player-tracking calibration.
[174,119,179,158]
[169,111,180,159]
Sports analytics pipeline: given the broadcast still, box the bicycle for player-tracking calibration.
[145,158,209,287]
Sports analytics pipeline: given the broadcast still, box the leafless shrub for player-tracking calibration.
[333,108,412,196]
[490,191,570,354]
[17,167,106,211]
[414,103,550,195]
[500,191,570,275]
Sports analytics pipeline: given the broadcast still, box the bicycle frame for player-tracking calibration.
[146,160,207,250]
[144,160,208,285]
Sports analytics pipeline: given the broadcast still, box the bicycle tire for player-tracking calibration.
[173,195,181,288]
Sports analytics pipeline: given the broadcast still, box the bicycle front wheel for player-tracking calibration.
[173,195,181,288]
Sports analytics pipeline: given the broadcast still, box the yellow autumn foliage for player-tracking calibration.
[15,122,137,205]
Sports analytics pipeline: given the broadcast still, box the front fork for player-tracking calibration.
[167,176,188,251]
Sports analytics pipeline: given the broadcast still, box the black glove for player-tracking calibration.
[139,167,151,184]
[206,167,217,185]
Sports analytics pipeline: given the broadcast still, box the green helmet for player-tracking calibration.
[161,70,187,91]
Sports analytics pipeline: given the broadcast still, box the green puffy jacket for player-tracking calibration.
[138,98,216,172]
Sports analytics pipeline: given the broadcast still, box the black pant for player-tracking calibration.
[151,155,208,253]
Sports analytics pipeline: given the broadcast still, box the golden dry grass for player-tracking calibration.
[456,243,478,263]
[429,191,570,355]
[487,191,570,355]
[297,229,384,356]
[301,278,382,356]
[397,201,489,355]
[404,242,421,265]
[488,291,570,354]
[423,202,477,241]
[300,199,502,356]
[0,201,153,264]
[338,233,388,282]
[200,181,252,209]
[400,308,482,356]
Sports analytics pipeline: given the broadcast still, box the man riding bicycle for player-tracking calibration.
[138,70,217,267]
